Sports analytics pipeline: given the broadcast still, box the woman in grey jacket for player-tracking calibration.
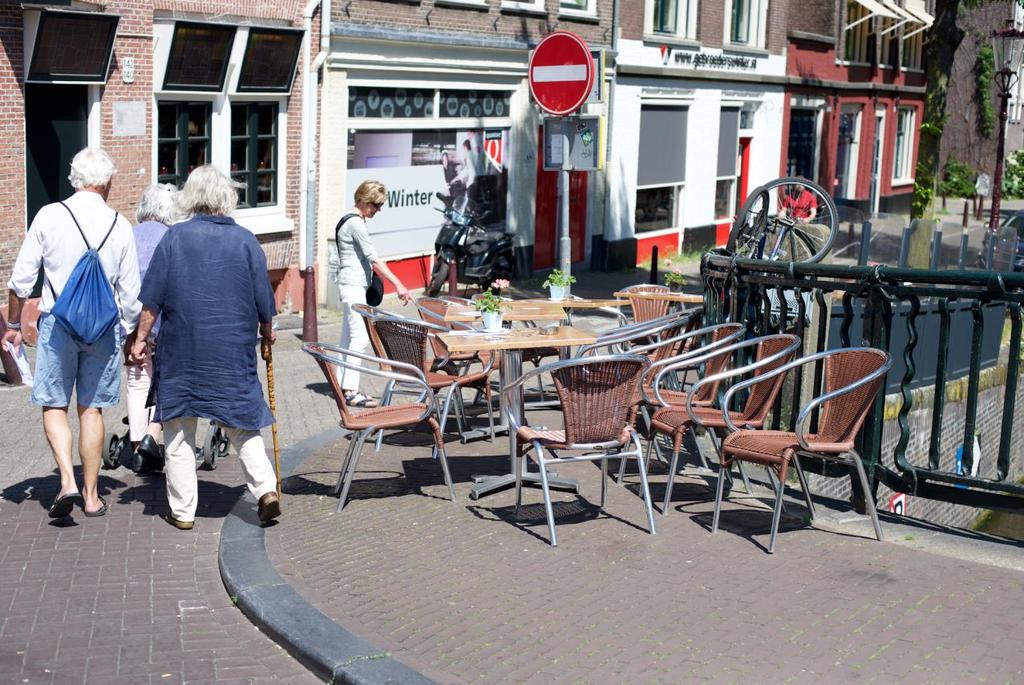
[336,180,411,407]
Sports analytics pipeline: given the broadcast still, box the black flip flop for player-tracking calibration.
[83,496,108,518]
[48,493,80,519]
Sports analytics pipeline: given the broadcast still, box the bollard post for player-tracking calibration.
[959,230,969,270]
[301,266,318,343]
[858,221,872,266]
[447,260,459,296]
[962,200,970,228]
[929,224,943,271]
[650,245,659,285]
[978,196,985,221]
[898,226,913,268]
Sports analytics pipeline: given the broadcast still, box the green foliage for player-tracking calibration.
[913,160,935,219]
[663,271,687,288]
[940,159,977,199]
[542,268,575,288]
[976,45,996,137]
[473,288,505,314]
[1003,150,1024,199]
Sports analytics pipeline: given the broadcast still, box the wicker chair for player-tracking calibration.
[354,306,496,441]
[503,355,656,547]
[713,347,892,553]
[621,283,672,324]
[302,343,456,512]
[648,334,802,515]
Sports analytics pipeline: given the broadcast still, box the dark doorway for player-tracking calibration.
[786,109,817,181]
[25,84,88,225]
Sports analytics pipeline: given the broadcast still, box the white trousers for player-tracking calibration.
[125,356,154,442]
[337,284,370,392]
[163,417,278,522]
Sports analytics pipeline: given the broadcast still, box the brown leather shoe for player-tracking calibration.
[164,513,194,530]
[258,492,281,523]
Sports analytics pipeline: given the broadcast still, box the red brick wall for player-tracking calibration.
[624,0,788,55]
[332,0,615,46]
[0,3,26,278]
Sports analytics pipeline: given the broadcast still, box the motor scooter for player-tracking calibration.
[426,192,514,296]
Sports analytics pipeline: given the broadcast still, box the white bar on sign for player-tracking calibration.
[532,64,588,82]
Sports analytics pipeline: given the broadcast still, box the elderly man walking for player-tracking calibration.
[3,147,141,519]
[130,165,281,529]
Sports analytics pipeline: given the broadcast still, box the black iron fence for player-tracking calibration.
[701,252,1024,513]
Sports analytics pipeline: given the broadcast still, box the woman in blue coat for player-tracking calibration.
[130,166,280,529]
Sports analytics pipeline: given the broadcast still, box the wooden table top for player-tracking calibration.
[613,290,704,304]
[443,301,567,323]
[438,325,597,353]
[516,297,626,309]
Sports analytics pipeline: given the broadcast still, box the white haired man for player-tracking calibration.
[130,165,281,529]
[3,147,142,519]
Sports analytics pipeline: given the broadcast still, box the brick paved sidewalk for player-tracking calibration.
[0,326,345,684]
[268,417,1024,685]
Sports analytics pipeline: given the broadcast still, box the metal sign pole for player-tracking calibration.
[559,128,572,274]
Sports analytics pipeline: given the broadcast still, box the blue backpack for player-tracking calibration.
[46,202,120,344]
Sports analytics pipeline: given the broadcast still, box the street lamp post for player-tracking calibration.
[988,22,1024,246]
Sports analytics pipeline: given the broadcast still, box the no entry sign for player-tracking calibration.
[528,31,594,116]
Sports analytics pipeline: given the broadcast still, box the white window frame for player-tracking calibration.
[559,0,597,18]
[635,182,684,236]
[841,1,873,66]
[892,106,916,184]
[723,0,768,49]
[501,0,546,14]
[836,104,863,199]
[645,0,698,41]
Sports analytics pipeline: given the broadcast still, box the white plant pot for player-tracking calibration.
[481,311,504,332]
[548,284,569,301]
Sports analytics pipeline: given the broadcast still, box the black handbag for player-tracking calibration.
[336,212,384,306]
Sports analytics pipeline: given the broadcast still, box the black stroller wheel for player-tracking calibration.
[215,429,230,459]
[103,433,121,469]
[200,428,219,471]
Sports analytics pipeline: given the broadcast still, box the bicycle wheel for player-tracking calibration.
[727,177,838,263]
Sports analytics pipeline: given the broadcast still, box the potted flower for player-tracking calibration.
[475,279,509,332]
[542,269,575,301]
[664,270,687,292]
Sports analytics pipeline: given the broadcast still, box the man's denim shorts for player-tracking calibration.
[31,314,122,408]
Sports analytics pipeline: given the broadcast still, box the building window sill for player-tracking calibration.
[500,3,547,17]
[435,0,490,11]
[891,178,915,188]
[642,33,700,49]
[559,10,599,24]
[235,207,295,236]
[723,43,769,58]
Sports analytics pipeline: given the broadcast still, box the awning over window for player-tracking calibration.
[26,9,119,83]
[877,1,917,36]
[162,22,236,92]
[845,0,900,34]
[902,0,934,39]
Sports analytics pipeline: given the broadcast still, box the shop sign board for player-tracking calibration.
[529,31,594,116]
[543,116,604,172]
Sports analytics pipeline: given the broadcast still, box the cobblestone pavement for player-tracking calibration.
[0,323,344,684]
[268,417,1024,684]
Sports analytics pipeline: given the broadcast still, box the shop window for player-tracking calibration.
[636,105,687,233]
[892,107,915,182]
[346,128,509,257]
[725,0,766,47]
[237,28,303,93]
[157,102,212,188]
[27,9,119,83]
[787,109,819,180]
[349,87,435,118]
[163,22,235,91]
[440,90,511,118]
[647,0,696,39]
[716,108,739,219]
[231,103,278,208]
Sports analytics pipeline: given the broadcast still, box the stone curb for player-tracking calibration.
[219,427,437,685]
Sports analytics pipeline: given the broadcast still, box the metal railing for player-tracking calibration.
[701,251,1024,513]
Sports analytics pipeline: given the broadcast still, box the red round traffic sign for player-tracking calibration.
[528,31,594,116]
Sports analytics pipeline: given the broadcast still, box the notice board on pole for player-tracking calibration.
[542,115,604,172]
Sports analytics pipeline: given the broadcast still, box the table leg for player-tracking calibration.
[468,348,580,500]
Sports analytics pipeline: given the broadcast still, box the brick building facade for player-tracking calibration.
[782,0,933,218]
[1,0,317,340]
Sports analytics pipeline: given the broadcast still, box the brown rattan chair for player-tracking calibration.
[503,354,656,547]
[713,347,892,553]
[302,342,456,512]
[621,283,672,324]
[354,305,496,441]
[648,334,801,515]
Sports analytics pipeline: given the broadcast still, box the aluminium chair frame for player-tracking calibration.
[302,342,456,513]
[711,347,892,553]
[648,334,802,516]
[501,354,658,547]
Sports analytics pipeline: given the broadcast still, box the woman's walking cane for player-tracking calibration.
[261,340,282,497]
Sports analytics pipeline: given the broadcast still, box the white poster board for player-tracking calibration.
[344,165,448,257]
